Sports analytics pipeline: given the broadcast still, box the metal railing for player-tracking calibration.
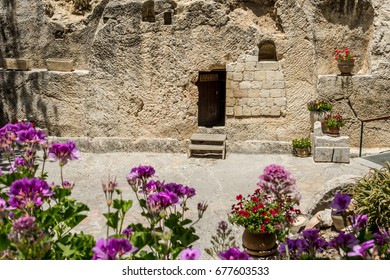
[359,115,390,157]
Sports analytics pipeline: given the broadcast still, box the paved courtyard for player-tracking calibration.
[44,152,371,259]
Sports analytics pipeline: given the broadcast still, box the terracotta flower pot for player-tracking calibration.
[295,148,310,158]
[242,228,277,257]
[327,127,340,137]
[338,61,354,75]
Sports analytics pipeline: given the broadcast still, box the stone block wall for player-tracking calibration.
[226,50,286,118]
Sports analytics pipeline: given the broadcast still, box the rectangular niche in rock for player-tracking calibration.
[3,58,31,71]
[46,59,74,72]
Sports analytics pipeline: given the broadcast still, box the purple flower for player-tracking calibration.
[92,237,136,260]
[328,232,358,250]
[329,193,351,214]
[17,127,47,145]
[12,216,36,232]
[127,165,155,182]
[9,157,26,172]
[180,248,201,260]
[218,221,228,231]
[144,180,164,193]
[122,227,133,238]
[374,229,390,246]
[147,190,179,210]
[164,183,196,198]
[49,141,80,166]
[278,238,309,259]
[351,214,368,232]
[8,177,53,209]
[0,198,6,212]
[62,181,74,190]
[347,240,375,258]
[259,164,296,185]
[218,247,252,260]
[302,228,320,244]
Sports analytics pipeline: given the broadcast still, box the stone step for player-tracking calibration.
[190,133,226,143]
[188,144,226,159]
[196,126,226,135]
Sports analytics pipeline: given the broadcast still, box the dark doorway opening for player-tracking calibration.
[197,70,226,127]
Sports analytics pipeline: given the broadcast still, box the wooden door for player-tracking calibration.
[197,71,226,127]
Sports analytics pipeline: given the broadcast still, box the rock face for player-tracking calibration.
[0,0,389,151]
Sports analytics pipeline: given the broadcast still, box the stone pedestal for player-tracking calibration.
[3,58,31,70]
[46,59,74,72]
[312,121,350,163]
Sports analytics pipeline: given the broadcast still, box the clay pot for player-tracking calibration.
[242,228,277,257]
[296,148,310,158]
[327,127,340,137]
[338,61,354,75]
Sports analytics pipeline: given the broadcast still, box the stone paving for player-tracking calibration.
[44,152,371,259]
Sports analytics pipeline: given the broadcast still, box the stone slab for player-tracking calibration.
[314,147,350,163]
[3,58,31,70]
[46,59,74,72]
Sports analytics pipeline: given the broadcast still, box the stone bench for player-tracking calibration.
[311,121,350,163]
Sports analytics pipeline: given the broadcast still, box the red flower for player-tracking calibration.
[270,209,278,216]
[295,209,301,214]
[262,211,267,217]
[260,225,265,232]
[238,210,250,218]
[251,196,259,203]
[257,203,264,209]
[236,194,243,201]
[264,218,270,224]
[251,206,258,214]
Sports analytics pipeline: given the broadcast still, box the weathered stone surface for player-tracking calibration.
[315,136,350,147]
[314,147,350,163]
[0,0,388,151]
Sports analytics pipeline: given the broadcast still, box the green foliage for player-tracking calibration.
[307,100,332,112]
[291,137,311,149]
[350,164,390,230]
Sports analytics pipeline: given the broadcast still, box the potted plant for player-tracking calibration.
[229,164,301,257]
[307,99,333,132]
[323,113,345,136]
[292,137,311,157]
[335,47,356,75]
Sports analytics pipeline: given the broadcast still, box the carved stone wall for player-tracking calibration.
[0,0,389,150]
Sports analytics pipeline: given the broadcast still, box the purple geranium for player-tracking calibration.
[9,157,26,173]
[147,190,179,210]
[164,183,196,198]
[49,141,80,166]
[12,216,36,232]
[180,248,201,260]
[8,177,53,209]
[127,165,155,182]
[17,127,46,145]
[92,237,136,260]
[218,247,252,260]
[329,193,351,214]
[122,227,133,239]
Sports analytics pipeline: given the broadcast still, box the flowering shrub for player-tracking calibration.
[98,165,207,260]
[291,137,311,149]
[0,122,94,260]
[323,113,345,129]
[335,47,356,62]
[279,194,390,260]
[307,100,332,112]
[229,164,301,239]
